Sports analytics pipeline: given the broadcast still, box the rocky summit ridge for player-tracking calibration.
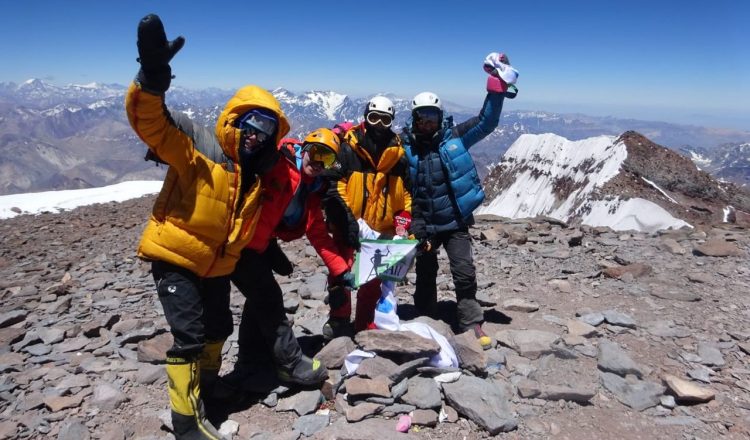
[0,196,749,439]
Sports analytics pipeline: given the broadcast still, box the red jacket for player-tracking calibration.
[246,140,350,277]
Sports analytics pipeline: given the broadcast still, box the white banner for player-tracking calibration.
[353,239,418,287]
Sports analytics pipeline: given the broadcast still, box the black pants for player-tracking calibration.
[231,248,301,371]
[152,260,233,360]
[414,227,483,330]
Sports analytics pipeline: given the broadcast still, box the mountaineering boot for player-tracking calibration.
[198,340,224,401]
[322,317,354,340]
[271,323,328,386]
[277,354,329,386]
[166,357,226,440]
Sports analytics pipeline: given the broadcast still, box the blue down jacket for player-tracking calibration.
[403,92,504,236]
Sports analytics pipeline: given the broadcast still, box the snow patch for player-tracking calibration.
[641,177,678,204]
[0,181,163,219]
[303,91,347,120]
[723,206,733,222]
[478,133,625,220]
[88,100,109,110]
[580,198,691,233]
[689,151,712,167]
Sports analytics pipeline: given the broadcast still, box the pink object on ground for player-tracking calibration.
[396,415,412,432]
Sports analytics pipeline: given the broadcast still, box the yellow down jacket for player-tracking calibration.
[125,83,290,277]
[330,124,412,235]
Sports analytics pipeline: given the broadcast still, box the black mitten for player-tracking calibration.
[135,14,185,94]
[346,218,360,251]
[264,238,293,276]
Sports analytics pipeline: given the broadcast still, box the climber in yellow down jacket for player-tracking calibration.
[125,14,290,440]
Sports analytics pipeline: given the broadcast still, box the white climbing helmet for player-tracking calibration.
[365,95,395,117]
[411,92,442,111]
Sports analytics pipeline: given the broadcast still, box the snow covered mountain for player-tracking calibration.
[680,142,750,187]
[479,131,750,232]
[1,78,748,196]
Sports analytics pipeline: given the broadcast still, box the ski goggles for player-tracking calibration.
[303,143,337,169]
[413,107,441,124]
[365,111,393,127]
[241,125,272,143]
[238,110,277,142]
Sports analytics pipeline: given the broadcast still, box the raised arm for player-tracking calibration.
[125,14,196,171]
[455,52,518,149]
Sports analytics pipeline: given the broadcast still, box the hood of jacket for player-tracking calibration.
[215,85,291,162]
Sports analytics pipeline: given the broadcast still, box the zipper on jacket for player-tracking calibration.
[205,160,240,277]
[381,177,389,220]
[361,172,369,218]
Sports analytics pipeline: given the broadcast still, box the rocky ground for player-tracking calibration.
[1,195,749,439]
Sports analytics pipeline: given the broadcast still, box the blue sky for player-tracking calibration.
[1,0,748,129]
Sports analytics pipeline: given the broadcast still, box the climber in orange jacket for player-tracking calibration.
[322,96,412,337]
[126,14,290,440]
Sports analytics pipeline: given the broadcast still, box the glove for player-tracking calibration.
[346,218,360,251]
[483,52,519,86]
[505,84,519,99]
[264,238,293,276]
[393,210,412,238]
[487,76,508,94]
[136,14,185,94]
[336,271,356,289]
[418,237,433,253]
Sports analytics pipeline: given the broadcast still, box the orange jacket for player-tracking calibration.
[329,123,412,235]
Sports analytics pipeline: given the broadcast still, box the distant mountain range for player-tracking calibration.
[679,142,750,187]
[0,79,748,195]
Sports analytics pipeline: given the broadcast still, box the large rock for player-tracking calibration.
[453,330,487,375]
[315,336,356,369]
[356,356,399,380]
[566,319,598,337]
[516,379,596,403]
[57,419,90,440]
[601,310,636,328]
[277,390,323,416]
[659,238,686,255]
[597,340,644,378]
[315,417,420,439]
[495,329,560,359]
[693,240,744,257]
[600,372,664,411]
[292,414,329,437]
[0,310,28,328]
[502,298,540,313]
[442,376,518,434]
[355,330,440,358]
[92,383,129,410]
[697,342,725,367]
[602,263,652,279]
[663,374,716,403]
[345,376,391,399]
[136,332,173,364]
[400,376,442,409]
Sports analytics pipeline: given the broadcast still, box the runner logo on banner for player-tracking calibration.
[353,239,418,287]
